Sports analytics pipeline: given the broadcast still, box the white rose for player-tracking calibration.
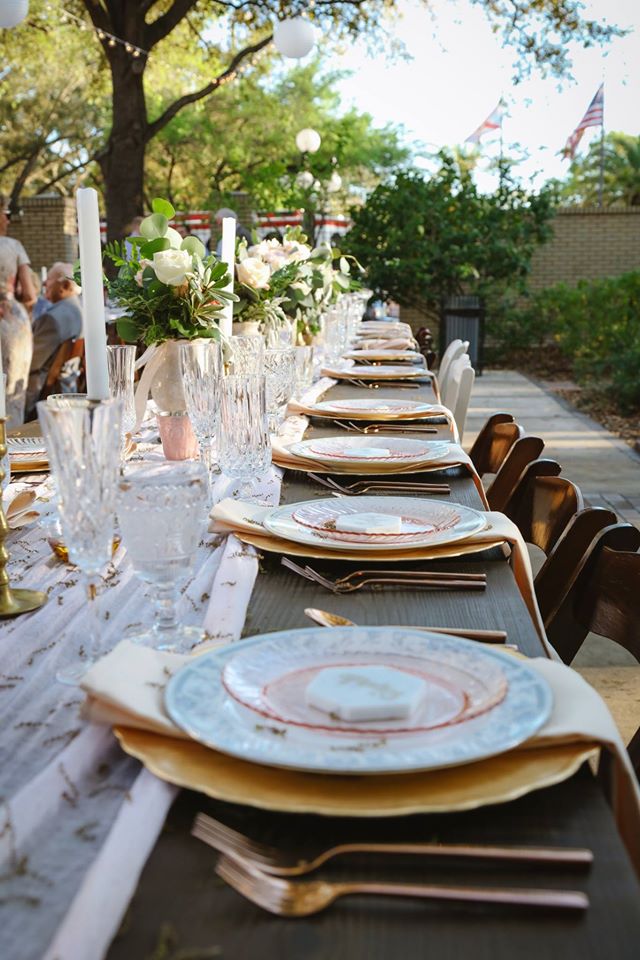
[236,256,271,290]
[283,240,311,263]
[153,248,192,286]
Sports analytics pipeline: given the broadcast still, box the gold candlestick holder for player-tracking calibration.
[0,417,47,617]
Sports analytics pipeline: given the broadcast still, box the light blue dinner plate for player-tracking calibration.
[165,626,553,776]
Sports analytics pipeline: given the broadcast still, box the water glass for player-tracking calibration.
[37,397,123,684]
[118,461,209,652]
[264,347,296,432]
[107,344,136,455]
[226,335,264,375]
[218,375,271,490]
[293,345,314,399]
[180,340,221,488]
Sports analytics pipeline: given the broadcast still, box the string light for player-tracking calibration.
[53,7,148,59]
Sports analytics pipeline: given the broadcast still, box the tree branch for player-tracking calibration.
[81,0,111,33]
[145,34,272,142]
[144,0,200,49]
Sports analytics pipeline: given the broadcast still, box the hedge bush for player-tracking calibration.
[487,271,640,413]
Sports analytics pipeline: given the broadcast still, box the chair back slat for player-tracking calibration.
[536,507,618,624]
[468,413,517,475]
[545,522,640,664]
[503,462,581,556]
[485,435,545,511]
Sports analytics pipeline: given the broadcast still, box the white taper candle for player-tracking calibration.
[76,188,109,400]
[219,216,236,338]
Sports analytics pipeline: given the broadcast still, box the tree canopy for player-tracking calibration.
[0,0,624,237]
[344,154,556,315]
[552,133,640,207]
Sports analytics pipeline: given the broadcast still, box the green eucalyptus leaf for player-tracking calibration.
[181,236,206,258]
[116,317,140,343]
[140,237,170,258]
[140,213,168,240]
[152,198,176,220]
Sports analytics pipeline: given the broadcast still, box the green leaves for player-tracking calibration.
[116,317,140,343]
[140,213,168,240]
[152,198,176,220]
[180,235,206,259]
[140,237,171,258]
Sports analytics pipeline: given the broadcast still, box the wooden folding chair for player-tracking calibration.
[543,522,640,775]
[484,435,545,511]
[468,413,519,476]
[502,460,582,556]
[40,337,85,400]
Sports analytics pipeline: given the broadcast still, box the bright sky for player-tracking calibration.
[318,0,639,190]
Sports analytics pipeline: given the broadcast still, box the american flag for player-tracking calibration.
[465,99,506,145]
[562,83,604,160]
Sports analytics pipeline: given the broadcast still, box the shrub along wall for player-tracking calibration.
[487,271,640,413]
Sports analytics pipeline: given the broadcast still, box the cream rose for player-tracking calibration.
[153,248,192,286]
[236,256,271,290]
[283,240,311,263]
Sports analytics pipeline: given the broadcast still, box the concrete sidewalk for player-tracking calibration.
[465,370,640,527]
[464,370,640,669]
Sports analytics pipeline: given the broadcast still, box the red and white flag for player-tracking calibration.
[465,100,506,145]
[562,83,604,160]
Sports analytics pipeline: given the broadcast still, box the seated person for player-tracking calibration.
[25,262,82,418]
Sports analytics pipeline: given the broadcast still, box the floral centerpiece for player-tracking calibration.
[233,228,362,345]
[103,198,236,418]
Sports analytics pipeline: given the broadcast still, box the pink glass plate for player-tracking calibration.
[291,501,460,544]
[305,438,429,461]
[222,650,508,736]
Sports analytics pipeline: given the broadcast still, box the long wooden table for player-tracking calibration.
[106,377,640,958]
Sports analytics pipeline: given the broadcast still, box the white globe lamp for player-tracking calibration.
[296,128,321,154]
[328,171,343,193]
[296,171,315,190]
[273,17,316,59]
[0,0,29,28]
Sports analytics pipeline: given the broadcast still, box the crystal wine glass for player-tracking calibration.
[107,344,136,457]
[226,334,264,375]
[37,397,123,685]
[117,461,209,652]
[180,340,221,491]
[264,346,296,433]
[217,375,271,495]
[292,345,314,399]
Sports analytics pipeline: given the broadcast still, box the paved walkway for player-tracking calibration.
[464,370,640,667]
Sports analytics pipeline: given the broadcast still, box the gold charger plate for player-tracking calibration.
[230,527,505,563]
[115,726,597,817]
[10,458,49,473]
[290,404,449,423]
[272,453,465,476]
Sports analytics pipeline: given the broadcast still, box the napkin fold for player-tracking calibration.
[354,337,415,350]
[82,641,640,874]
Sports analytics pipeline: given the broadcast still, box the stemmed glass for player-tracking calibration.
[180,340,221,490]
[117,461,209,652]
[293,345,314,399]
[218,375,271,495]
[37,397,123,685]
[264,347,296,433]
[107,344,136,457]
[226,335,264,375]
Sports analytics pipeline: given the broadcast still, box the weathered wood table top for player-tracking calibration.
[107,376,640,959]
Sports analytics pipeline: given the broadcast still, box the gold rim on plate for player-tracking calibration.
[114,726,597,817]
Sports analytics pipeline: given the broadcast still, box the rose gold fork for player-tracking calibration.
[215,854,590,916]
[193,814,593,876]
[306,473,450,495]
[281,558,486,593]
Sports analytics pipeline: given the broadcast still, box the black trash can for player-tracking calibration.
[439,296,485,375]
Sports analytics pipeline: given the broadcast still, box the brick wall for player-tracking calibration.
[8,195,78,275]
[528,206,640,291]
